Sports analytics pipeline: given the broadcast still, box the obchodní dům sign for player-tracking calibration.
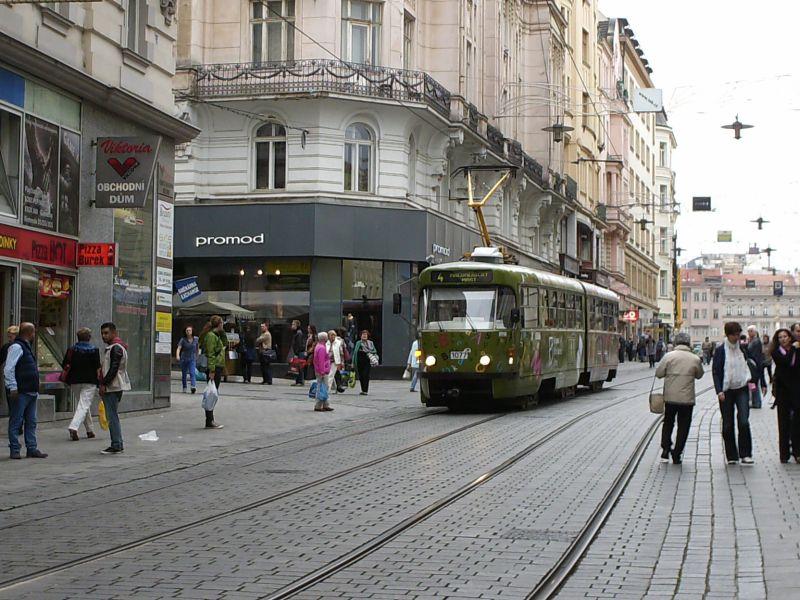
[94,137,161,208]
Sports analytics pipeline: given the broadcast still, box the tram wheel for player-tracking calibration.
[590,381,604,392]
[518,395,537,410]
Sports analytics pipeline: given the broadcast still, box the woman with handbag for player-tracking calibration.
[199,316,225,429]
[313,331,333,411]
[353,330,378,396]
[655,332,704,464]
[769,328,800,463]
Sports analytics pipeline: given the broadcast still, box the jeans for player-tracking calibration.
[750,383,762,409]
[8,392,38,454]
[314,374,329,409]
[410,368,419,391]
[661,403,694,458]
[180,358,197,390]
[69,384,95,433]
[103,391,123,450]
[719,386,752,460]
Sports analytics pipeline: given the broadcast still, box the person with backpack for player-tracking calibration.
[712,322,755,465]
[63,327,101,441]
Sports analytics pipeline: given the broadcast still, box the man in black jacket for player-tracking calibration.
[65,328,101,441]
[746,325,764,408]
[291,320,306,386]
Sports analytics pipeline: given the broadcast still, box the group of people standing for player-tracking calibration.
[656,320,800,466]
[619,335,668,367]
[3,322,130,459]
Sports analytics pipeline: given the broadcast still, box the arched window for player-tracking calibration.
[255,122,286,190]
[344,123,373,192]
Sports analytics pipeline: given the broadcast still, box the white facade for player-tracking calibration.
[655,112,678,330]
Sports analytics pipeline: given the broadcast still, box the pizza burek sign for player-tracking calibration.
[94,137,161,208]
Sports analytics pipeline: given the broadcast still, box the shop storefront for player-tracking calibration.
[173,203,482,368]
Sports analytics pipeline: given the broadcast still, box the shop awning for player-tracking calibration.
[175,301,255,319]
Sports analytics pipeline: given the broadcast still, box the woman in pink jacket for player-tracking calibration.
[313,331,332,412]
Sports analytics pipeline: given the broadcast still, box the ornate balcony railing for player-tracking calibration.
[565,175,578,202]
[486,124,505,156]
[186,59,452,117]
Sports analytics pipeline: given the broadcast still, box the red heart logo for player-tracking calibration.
[107,157,140,178]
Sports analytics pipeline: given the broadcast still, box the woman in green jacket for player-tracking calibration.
[199,315,225,429]
[352,330,378,395]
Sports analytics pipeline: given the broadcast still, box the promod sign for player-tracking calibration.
[95,137,161,208]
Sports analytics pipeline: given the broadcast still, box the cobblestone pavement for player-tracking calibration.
[4,363,795,599]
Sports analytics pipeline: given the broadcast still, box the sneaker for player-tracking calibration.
[741,457,754,465]
[26,450,48,458]
[205,423,224,429]
[660,449,670,463]
[101,447,123,454]
[68,429,79,441]
[86,431,96,439]
[727,459,739,465]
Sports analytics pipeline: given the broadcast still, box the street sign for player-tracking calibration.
[621,310,639,323]
[774,281,784,297]
[94,136,161,208]
[717,230,732,242]
[77,243,117,267]
[631,88,663,113]
[174,276,201,303]
[692,197,712,211]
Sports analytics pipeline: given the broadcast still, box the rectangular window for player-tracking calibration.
[252,0,295,62]
[737,306,742,316]
[659,228,668,255]
[465,40,474,99]
[43,2,70,18]
[126,0,147,56]
[694,309,699,319]
[693,292,699,302]
[682,309,687,319]
[713,309,719,320]
[681,291,688,303]
[254,123,287,190]
[659,141,667,166]
[701,292,707,301]
[523,287,539,328]
[659,270,667,297]
[763,307,769,316]
[403,11,414,70]
[582,29,590,65]
[726,306,732,316]
[342,0,381,65]
[0,107,21,216]
[702,309,707,319]
[582,93,591,129]
[750,306,756,316]
[660,185,668,208]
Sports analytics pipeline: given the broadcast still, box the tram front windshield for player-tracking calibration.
[422,287,515,330]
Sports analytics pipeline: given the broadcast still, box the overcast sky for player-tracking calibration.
[599,0,800,271]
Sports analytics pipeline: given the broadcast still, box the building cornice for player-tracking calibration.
[0,31,199,143]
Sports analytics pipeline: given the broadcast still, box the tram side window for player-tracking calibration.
[558,293,567,328]
[522,287,539,328]
[565,293,575,329]
[496,287,517,328]
[576,295,584,328]
[593,298,603,330]
[541,289,552,327]
[550,291,560,328]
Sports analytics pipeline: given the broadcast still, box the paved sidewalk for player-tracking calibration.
[557,384,800,599]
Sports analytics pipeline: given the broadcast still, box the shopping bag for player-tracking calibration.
[348,371,357,388]
[308,381,318,398]
[202,379,219,411]
[369,353,379,366]
[318,381,329,402]
[402,368,411,380]
[288,357,306,375]
[98,400,109,431]
[648,374,664,414]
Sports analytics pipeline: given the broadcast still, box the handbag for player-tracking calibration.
[98,400,109,430]
[58,349,72,384]
[402,368,411,380]
[264,348,278,362]
[288,356,307,375]
[369,353,379,367]
[648,374,665,414]
[308,381,318,398]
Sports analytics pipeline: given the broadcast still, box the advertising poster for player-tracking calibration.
[155,311,172,332]
[157,200,174,259]
[23,116,58,231]
[58,129,80,236]
[156,266,172,292]
[717,231,732,242]
[94,136,160,208]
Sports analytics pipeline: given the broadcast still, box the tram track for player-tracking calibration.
[0,367,670,595]
[260,380,714,600]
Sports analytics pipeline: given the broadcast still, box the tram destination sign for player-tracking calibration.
[433,270,493,284]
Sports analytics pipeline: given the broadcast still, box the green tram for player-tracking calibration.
[417,251,620,409]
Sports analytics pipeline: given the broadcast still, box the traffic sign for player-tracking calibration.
[692,197,712,211]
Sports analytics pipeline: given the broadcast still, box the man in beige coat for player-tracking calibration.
[656,332,705,464]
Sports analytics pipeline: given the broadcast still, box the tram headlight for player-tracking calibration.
[425,355,437,367]
[508,356,514,365]
[479,355,491,366]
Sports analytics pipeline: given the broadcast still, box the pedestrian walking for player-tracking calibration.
[626,338,635,362]
[239,332,256,383]
[712,321,754,465]
[646,335,656,368]
[63,327,101,441]
[618,335,626,363]
[5,323,47,459]
[327,330,345,393]
[290,320,306,386]
[1,325,19,432]
[199,316,225,429]
[637,337,646,362]
[746,325,765,408]
[313,331,332,412]
[305,324,318,382]
[407,338,420,392]
[655,337,665,362]
[655,332,704,464]
[176,325,199,393]
[99,322,131,455]
[353,330,378,395]
[255,321,274,385]
[762,333,774,384]
[702,337,713,365]
[769,329,800,463]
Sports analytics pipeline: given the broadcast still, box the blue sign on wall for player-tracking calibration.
[0,67,24,108]
[174,276,201,303]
